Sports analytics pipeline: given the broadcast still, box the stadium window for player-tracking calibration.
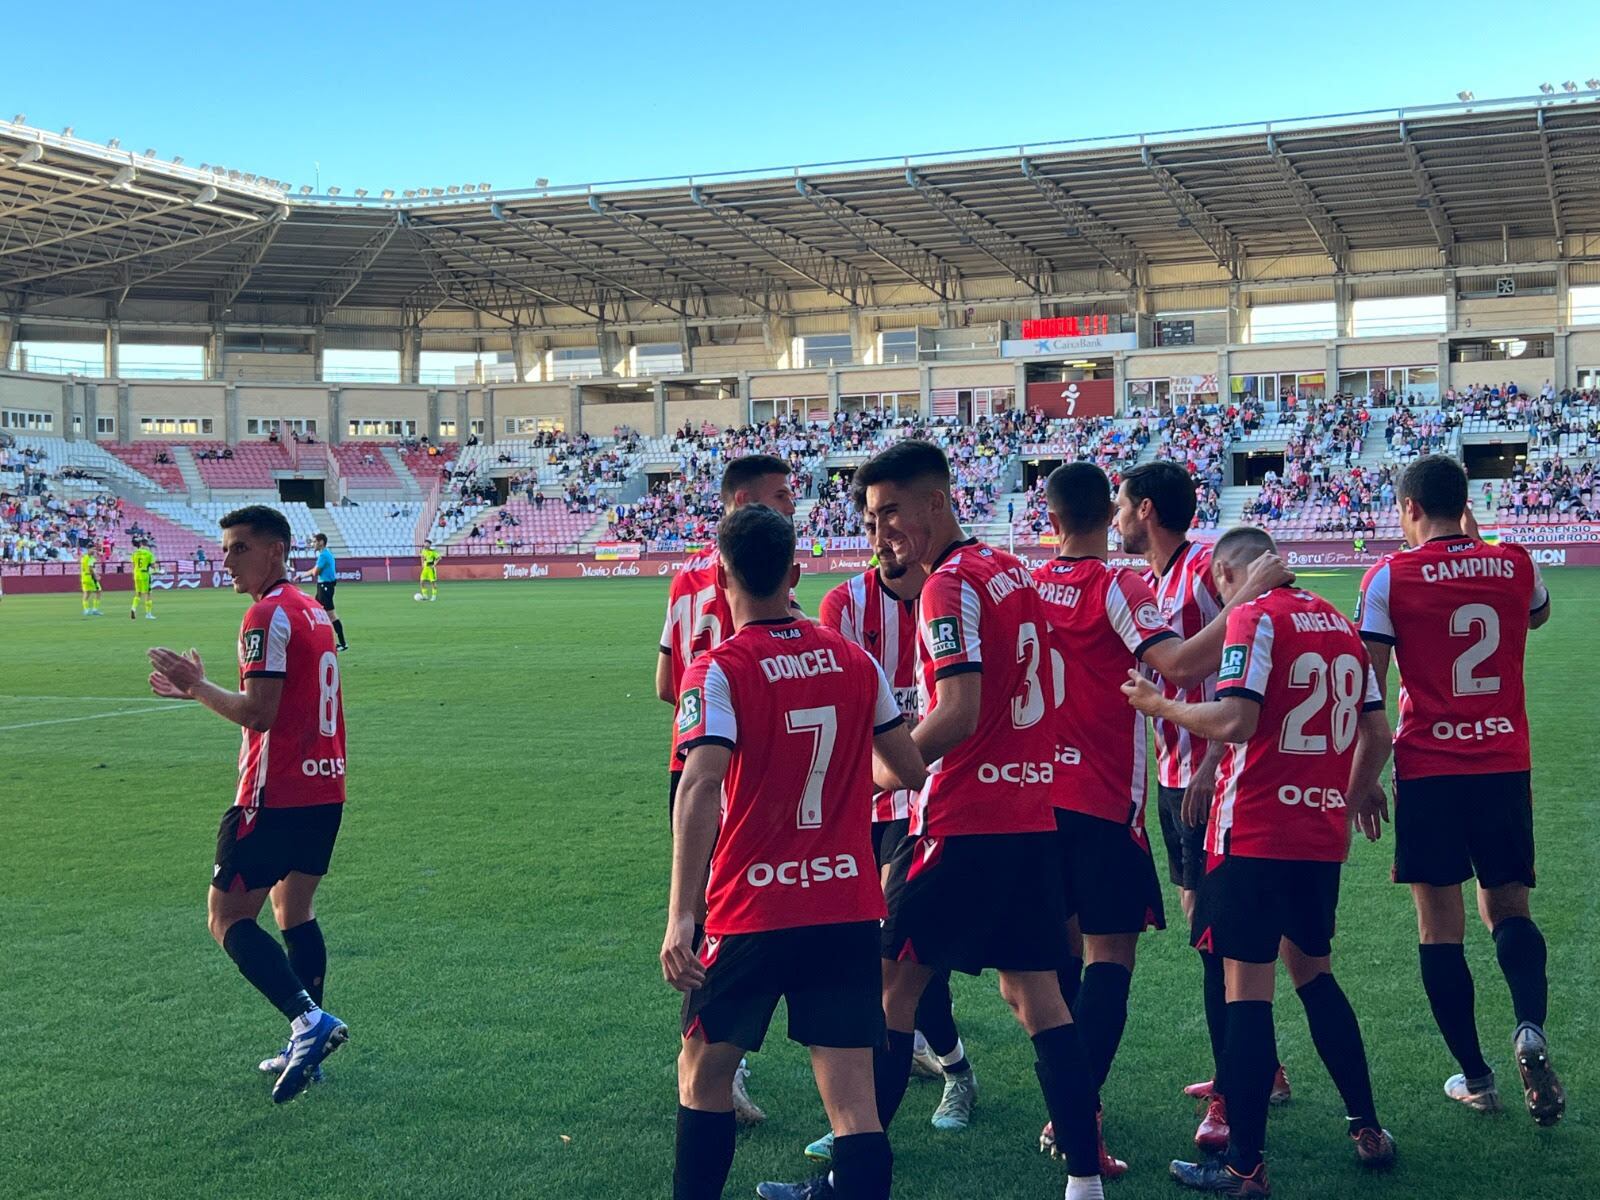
[796,334,853,368]
[1572,285,1600,327]
[1248,302,1337,343]
[439,419,458,437]
[345,418,415,437]
[551,347,603,380]
[246,417,315,436]
[1351,296,1447,338]
[878,329,919,364]
[137,416,213,434]
[420,350,502,386]
[632,343,685,376]
[117,344,205,380]
[504,417,554,435]
[750,397,804,422]
[1,409,55,430]
[470,420,485,435]
[324,349,401,384]
[96,416,114,434]
[10,340,105,375]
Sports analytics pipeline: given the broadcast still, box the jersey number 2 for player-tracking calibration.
[786,706,838,829]
[1449,603,1502,696]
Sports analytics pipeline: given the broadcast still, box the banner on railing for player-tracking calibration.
[594,541,644,560]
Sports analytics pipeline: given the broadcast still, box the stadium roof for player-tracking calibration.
[3,91,1599,327]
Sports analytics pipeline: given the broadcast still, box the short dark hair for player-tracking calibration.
[720,454,790,504]
[1212,525,1277,568]
[1120,461,1197,533]
[1398,454,1468,520]
[219,504,292,551]
[850,480,868,513]
[313,532,328,546]
[717,504,795,598]
[1045,462,1113,536]
[854,439,950,492]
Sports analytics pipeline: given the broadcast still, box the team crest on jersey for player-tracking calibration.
[241,628,266,665]
[927,616,963,659]
[676,687,703,734]
[1218,644,1247,682]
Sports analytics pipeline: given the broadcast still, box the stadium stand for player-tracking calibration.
[325,503,425,555]
[330,443,401,486]
[101,443,187,492]
[188,441,292,489]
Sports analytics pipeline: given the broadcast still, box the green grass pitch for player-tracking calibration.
[2,569,1596,1199]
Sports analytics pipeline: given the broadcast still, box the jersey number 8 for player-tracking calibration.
[318,651,340,737]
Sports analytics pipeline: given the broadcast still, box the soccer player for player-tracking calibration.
[655,452,797,1125]
[130,539,157,619]
[299,533,349,652]
[419,542,442,601]
[1124,526,1397,1195]
[762,439,1104,1200]
[1355,454,1561,1124]
[146,504,348,1105]
[664,504,925,1200]
[809,489,978,1156]
[1032,464,1290,1174]
[1114,460,1289,1146]
[80,546,102,616]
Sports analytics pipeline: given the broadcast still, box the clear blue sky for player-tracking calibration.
[6,0,1598,194]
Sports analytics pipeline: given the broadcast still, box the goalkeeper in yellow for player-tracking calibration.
[130,540,157,620]
[80,548,103,617]
[419,543,441,601]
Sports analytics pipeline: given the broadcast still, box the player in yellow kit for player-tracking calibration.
[80,549,103,617]
[418,544,441,601]
[130,540,157,620]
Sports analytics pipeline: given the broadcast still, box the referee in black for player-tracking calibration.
[302,533,350,652]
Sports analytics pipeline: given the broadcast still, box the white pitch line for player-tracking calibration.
[0,694,190,704]
[0,705,193,732]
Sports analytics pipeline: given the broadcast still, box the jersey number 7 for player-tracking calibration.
[786,706,838,829]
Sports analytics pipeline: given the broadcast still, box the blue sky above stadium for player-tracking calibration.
[6,0,1599,194]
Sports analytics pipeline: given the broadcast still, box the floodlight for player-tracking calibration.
[381,189,395,199]
[171,156,183,165]
[534,178,548,188]
[327,186,340,196]
[1456,90,1474,102]
[431,188,444,196]
[107,137,119,149]
[1589,79,1600,89]
[110,166,135,188]
[61,125,73,136]
[462,184,476,193]
[1539,83,1555,95]
[355,188,368,197]
[143,147,155,157]
[403,190,416,198]
[447,185,460,194]
[199,163,209,171]
[480,182,492,191]
[299,185,313,195]
[1563,81,1578,93]
[11,113,23,123]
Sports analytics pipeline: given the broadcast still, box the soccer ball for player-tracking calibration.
[413,592,424,601]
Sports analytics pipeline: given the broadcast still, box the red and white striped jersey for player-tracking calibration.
[675,618,901,936]
[820,569,921,822]
[1208,588,1383,863]
[660,548,735,771]
[1032,556,1178,828]
[1143,541,1225,788]
[1356,535,1547,780]
[236,581,346,810]
[914,539,1057,838]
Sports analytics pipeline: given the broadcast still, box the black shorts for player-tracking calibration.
[1156,783,1208,892]
[213,803,343,892]
[1393,771,1535,889]
[668,770,681,825]
[872,818,910,871]
[881,830,1068,976]
[682,920,884,1051]
[1056,808,1166,936]
[315,581,337,610]
[1191,855,1341,964]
